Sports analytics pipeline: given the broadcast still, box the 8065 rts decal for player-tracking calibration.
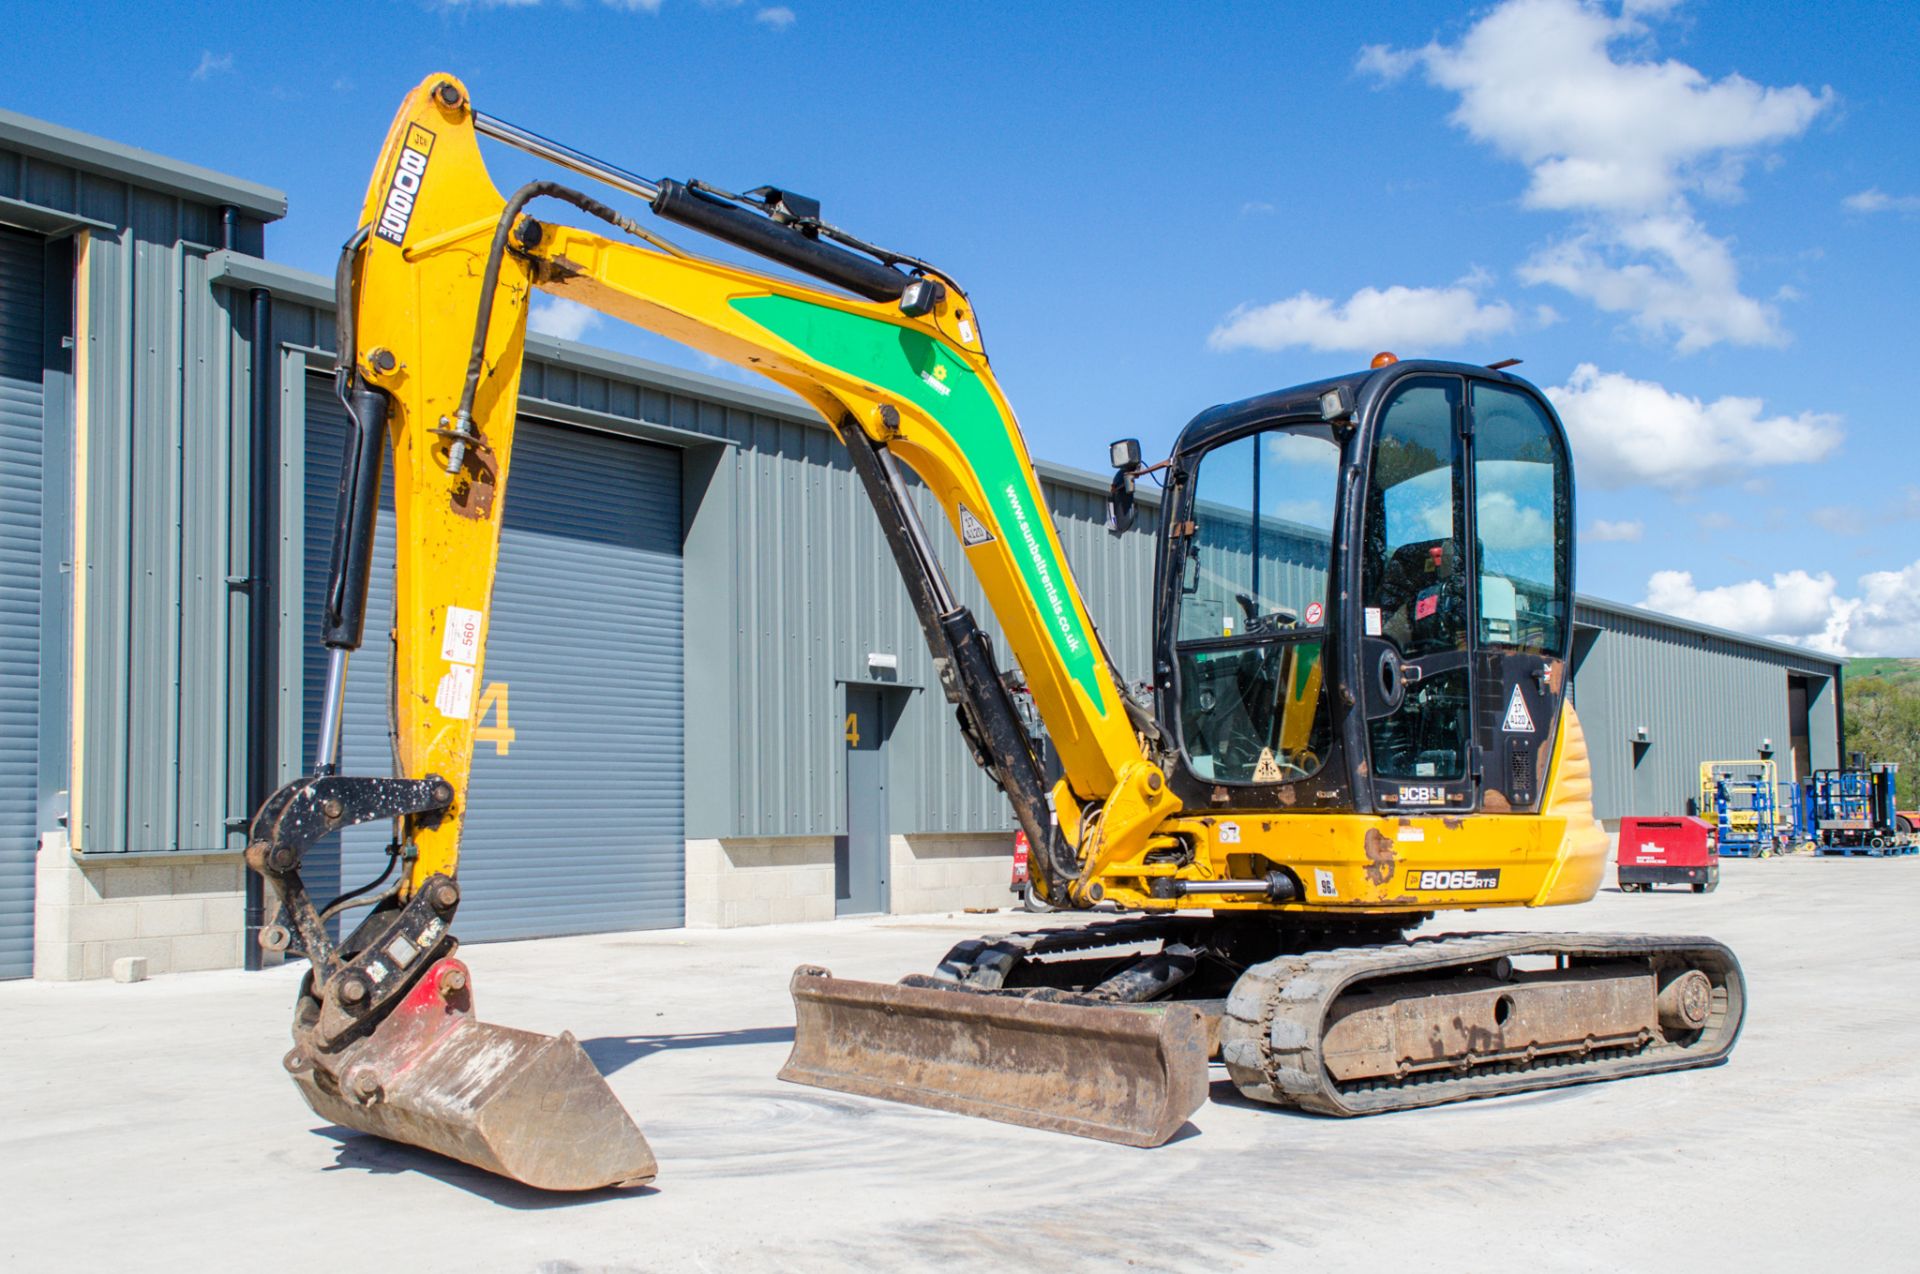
[1405,868,1502,891]
[375,124,436,245]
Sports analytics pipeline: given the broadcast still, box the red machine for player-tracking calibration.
[1617,816,1719,894]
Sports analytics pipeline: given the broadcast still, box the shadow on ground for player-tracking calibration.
[314,1126,657,1208]
[581,1026,796,1075]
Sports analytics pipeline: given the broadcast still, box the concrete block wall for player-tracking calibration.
[889,832,1011,915]
[683,831,1012,927]
[684,837,837,928]
[33,832,246,980]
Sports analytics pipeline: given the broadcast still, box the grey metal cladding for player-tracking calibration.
[305,380,687,940]
[1569,601,1842,821]
[1,132,265,857]
[256,286,1850,845]
[0,227,45,976]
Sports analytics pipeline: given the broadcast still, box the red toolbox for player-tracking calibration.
[1617,816,1718,893]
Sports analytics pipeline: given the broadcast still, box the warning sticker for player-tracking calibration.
[1252,748,1284,783]
[442,606,484,666]
[1502,684,1535,733]
[435,665,476,720]
[1304,601,1323,626]
[957,503,995,547]
[1314,869,1337,899]
[1364,607,1383,636]
[1218,821,1241,845]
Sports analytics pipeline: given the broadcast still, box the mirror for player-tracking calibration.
[1106,469,1137,535]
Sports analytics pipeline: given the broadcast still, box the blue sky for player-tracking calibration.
[5,0,1916,652]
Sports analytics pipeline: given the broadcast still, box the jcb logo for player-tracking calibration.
[375,125,435,245]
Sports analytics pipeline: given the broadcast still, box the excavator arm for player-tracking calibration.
[248,72,1189,1188]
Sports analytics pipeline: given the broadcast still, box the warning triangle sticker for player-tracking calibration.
[1252,748,1285,783]
[958,503,995,547]
[1502,685,1535,733]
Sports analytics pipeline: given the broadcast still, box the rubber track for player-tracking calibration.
[935,918,1211,989]
[1219,931,1745,1116]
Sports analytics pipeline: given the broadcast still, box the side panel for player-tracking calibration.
[0,227,45,978]
[306,379,686,940]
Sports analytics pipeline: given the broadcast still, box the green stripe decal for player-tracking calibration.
[730,294,1106,715]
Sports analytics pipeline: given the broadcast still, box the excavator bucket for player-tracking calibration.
[288,956,656,1192]
[779,965,1210,1147]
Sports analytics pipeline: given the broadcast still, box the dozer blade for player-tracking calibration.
[288,956,656,1192]
[779,965,1209,1147]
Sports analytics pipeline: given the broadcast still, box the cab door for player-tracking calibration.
[1357,374,1573,814]
[1465,380,1573,812]
[1358,376,1475,813]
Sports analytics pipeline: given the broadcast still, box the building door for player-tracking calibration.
[0,228,47,979]
[838,686,889,916]
[1788,675,1812,781]
[306,380,685,941]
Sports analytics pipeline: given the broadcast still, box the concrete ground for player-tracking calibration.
[5,855,1916,1273]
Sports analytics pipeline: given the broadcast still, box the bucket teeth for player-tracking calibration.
[779,965,1210,1147]
[291,957,655,1191]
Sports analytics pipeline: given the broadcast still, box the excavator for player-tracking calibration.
[247,74,1747,1191]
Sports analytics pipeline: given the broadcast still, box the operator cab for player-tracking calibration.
[1115,359,1574,817]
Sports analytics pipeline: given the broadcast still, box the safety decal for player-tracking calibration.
[1405,868,1501,891]
[374,124,435,246]
[1364,607,1382,636]
[1314,869,1337,899]
[442,605,483,666]
[1502,684,1535,733]
[1251,747,1284,783]
[1415,590,1439,621]
[435,665,475,720]
[1218,821,1241,844]
[1304,601,1323,626]
[957,502,995,547]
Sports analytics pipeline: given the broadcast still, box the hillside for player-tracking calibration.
[1844,659,1920,806]
[1848,657,1920,691]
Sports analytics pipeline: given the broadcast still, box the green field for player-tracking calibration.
[1848,657,1920,689]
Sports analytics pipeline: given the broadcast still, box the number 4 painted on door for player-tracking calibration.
[475,682,516,755]
[844,711,861,747]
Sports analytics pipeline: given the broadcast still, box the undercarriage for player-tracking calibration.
[782,915,1745,1143]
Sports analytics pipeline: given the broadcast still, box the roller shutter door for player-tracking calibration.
[0,229,45,979]
[304,378,685,941]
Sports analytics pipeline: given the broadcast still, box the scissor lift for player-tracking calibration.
[1698,760,1779,858]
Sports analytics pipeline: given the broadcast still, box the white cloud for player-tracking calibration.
[754,5,796,28]
[191,51,233,82]
[1545,363,1842,489]
[1845,188,1920,214]
[1644,569,1842,641]
[1518,211,1786,351]
[1586,518,1643,541]
[1643,562,1920,656]
[1210,276,1514,354]
[1360,0,1832,352]
[1240,200,1277,216]
[601,0,664,11]
[528,295,602,342]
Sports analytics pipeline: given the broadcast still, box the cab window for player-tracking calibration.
[1470,382,1571,655]
[1173,424,1339,784]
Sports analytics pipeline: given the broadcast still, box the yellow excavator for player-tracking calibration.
[247,74,1746,1191]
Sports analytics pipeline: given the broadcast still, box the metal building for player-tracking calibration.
[1,107,1843,980]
